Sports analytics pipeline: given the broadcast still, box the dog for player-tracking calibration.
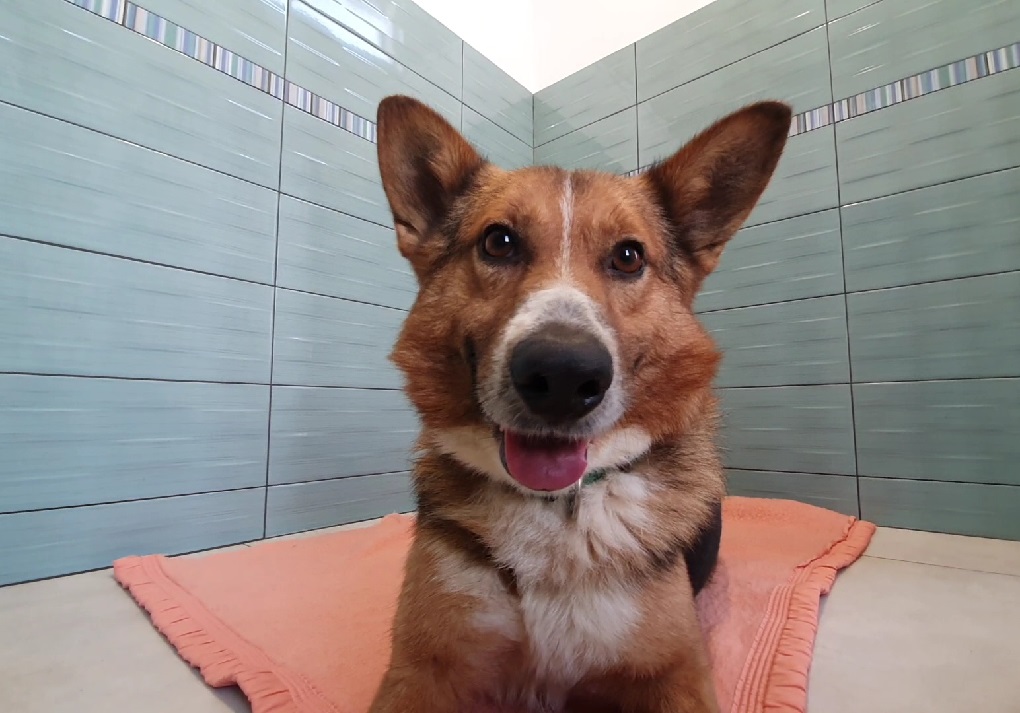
[369,94,790,713]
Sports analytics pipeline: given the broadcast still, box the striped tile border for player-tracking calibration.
[830,42,1020,124]
[636,40,1020,174]
[789,40,1020,135]
[68,0,1018,162]
[69,0,377,143]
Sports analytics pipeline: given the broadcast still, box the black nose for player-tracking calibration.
[509,325,613,424]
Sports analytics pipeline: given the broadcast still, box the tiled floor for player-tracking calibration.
[1,524,1019,712]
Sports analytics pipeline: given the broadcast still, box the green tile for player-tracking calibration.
[0,489,265,585]
[280,106,391,227]
[0,238,274,382]
[697,210,844,312]
[726,469,859,516]
[0,102,277,284]
[266,472,414,537]
[847,272,1020,382]
[829,0,1020,99]
[854,379,1020,485]
[288,1,459,126]
[842,168,1020,292]
[535,45,636,146]
[0,376,269,512]
[746,128,839,227]
[718,385,857,474]
[463,44,532,143]
[276,197,416,310]
[271,289,404,389]
[534,108,637,173]
[138,0,287,74]
[303,0,462,99]
[637,28,831,165]
[704,296,850,387]
[0,0,282,187]
[269,387,416,484]
[637,0,825,101]
[836,70,1020,204]
[859,478,1020,540]
[463,107,532,170]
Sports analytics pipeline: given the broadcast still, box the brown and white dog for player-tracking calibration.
[369,95,790,713]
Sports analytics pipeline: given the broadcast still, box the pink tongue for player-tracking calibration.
[502,431,588,492]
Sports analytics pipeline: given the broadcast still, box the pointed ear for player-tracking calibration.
[640,101,792,278]
[376,95,485,268]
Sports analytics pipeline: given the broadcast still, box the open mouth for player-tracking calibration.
[497,429,589,493]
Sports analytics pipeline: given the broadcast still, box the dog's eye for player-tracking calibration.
[480,225,519,261]
[609,240,645,277]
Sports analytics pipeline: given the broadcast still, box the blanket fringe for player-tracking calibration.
[114,556,340,713]
[730,516,876,712]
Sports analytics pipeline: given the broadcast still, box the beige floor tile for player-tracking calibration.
[0,569,248,713]
[867,527,1020,577]
[810,556,1020,713]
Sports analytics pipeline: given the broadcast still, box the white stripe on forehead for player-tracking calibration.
[558,173,574,278]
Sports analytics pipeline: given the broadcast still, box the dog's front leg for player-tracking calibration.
[369,538,512,713]
[616,661,720,713]
[368,662,461,713]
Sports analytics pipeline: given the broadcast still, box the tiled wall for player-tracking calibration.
[535,0,1020,540]
[0,0,532,586]
[3,0,1019,587]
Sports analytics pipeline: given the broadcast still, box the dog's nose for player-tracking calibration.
[509,325,613,424]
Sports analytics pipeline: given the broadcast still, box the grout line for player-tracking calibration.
[263,1,294,540]
[637,25,828,106]
[532,55,537,158]
[534,104,637,149]
[828,0,884,21]
[717,375,1020,390]
[271,470,413,488]
[1,232,275,288]
[0,97,278,191]
[0,97,390,233]
[461,39,466,135]
[1,485,265,517]
[1,232,412,312]
[864,554,1020,579]
[633,42,640,169]
[1,473,413,517]
[0,371,412,389]
[725,469,1020,489]
[821,0,862,517]
[696,266,1020,315]
[838,164,1020,207]
[855,475,862,519]
[459,50,532,146]
[720,375,1020,388]
[296,0,462,111]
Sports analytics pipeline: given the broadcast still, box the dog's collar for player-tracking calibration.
[563,468,611,520]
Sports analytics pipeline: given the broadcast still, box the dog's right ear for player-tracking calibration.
[376,95,485,270]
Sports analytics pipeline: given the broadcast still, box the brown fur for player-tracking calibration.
[370,95,790,713]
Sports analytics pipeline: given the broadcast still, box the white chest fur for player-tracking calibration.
[443,472,654,692]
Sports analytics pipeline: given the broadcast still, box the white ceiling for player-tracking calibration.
[416,0,715,92]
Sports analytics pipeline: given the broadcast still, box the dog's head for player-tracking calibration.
[377,96,790,495]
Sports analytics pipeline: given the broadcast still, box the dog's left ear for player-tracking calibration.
[640,101,791,278]
[376,95,485,270]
